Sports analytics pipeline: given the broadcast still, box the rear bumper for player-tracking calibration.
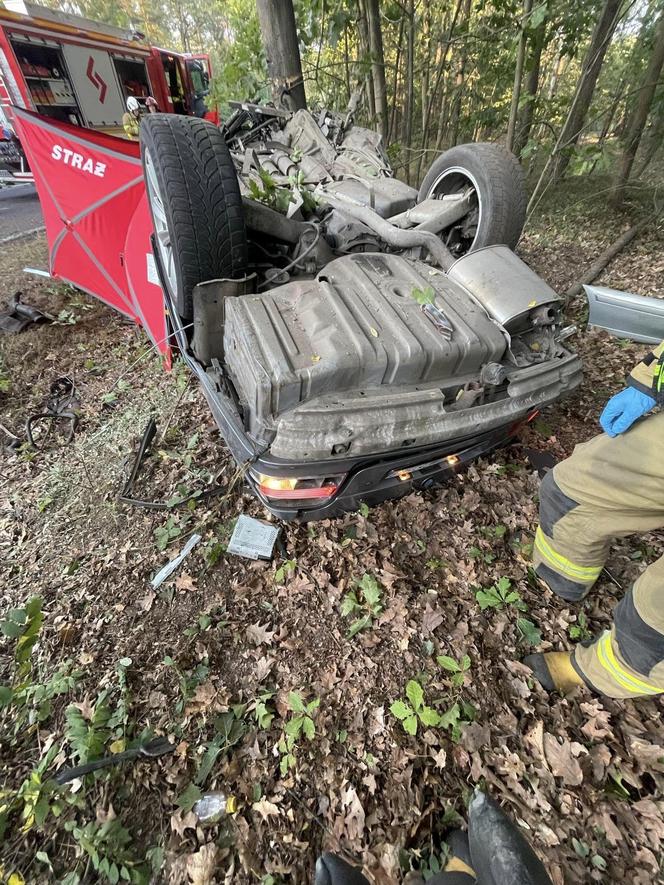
[250,418,533,521]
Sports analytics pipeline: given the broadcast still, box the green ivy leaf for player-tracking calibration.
[411,286,436,305]
[288,691,306,713]
[419,705,441,727]
[437,655,460,673]
[348,614,371,637]
[176,783,202,812]
[405,680,424,711]
[439,703,461,730]
[390,699,412,721]
[517,618,542,646]
[403,714,418,735]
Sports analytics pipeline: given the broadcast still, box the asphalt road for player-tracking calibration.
[0,184,44,244]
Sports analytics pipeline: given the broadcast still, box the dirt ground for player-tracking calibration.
[2,180,664,884]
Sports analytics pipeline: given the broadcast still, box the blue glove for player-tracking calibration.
[600,387,656,436]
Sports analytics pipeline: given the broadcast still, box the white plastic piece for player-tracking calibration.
[227,515,279,560]
[151,533,202,588]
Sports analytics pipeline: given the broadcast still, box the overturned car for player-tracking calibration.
[14,102,582,519]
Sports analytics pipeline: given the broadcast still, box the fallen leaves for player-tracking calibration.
[252,798,280,822]
[542,733,586,786]
[246,622,276,647]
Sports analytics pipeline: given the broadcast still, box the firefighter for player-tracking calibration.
[525,341,664,699]
[122,96,141,139]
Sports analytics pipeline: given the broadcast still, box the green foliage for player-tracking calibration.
[254,691,276,729]
[153,515,190,551]
[278,691,320,774]
[65,697,112,765]
[195,710,246,786]
[517,618,542,647]
[390,680,441,735]
[468,545,496,564]
[341,573,383,637]
[1,597,44,674]
[410,286,436,305]
[569,610,592,641]
[475,577,526,612]
[274,559,297,584]
[63,817,152,884]
[437,654,471,687]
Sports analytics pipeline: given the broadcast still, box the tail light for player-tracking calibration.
[252,472,346,504]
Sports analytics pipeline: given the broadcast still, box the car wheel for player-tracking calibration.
[140,114,248,320]
[418,143,526,257]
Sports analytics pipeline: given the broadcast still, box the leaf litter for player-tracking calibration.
[1,196,664,883]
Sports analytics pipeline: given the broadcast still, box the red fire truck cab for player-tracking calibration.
[0,0,216,181]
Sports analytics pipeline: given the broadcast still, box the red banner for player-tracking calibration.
[11,108,168,354]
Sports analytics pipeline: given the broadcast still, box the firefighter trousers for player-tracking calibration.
[533,411,664,698]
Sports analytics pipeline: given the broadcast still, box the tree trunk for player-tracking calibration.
[551,0,622,181]
[366,0,388,139]
[357,0,375,122]
[401,0,415,181]
[389,16,405,143]
[448,0,472,148]
[612,10,664,204]
[513,17,546,157]
[506,0,533,153]
[587,75,625,174]
[256,0,307,110]
[636,112,664,176]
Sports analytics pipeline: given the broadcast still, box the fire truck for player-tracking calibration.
[0,0,216,183]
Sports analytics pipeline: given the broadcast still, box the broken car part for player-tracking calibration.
[585,283,664,344]
[119,417,233,511]
[55,736,174,785]
[0,291,53,333]
[226,514,280,560]
[26,376,79,448]
[151,533,202,589]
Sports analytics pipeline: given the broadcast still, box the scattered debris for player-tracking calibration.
[0,291,53,333]
[227,514,280,560]
[54,736,174,785]
[193,792,237,824]
[26,376,79,448]
[119,417,233,510]
[151,533,202,588]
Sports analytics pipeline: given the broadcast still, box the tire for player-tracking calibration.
[418,143,526,255]
[140,114,247,320]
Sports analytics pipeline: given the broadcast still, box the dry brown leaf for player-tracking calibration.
[138,591,156,612]
[341,784,365,842]
[628,737,664,771]
[71,697,95,721]
[246,622,276,646]
[252,798,280,821]
[542,733,584,786]
[175,573,197,591]
[421,605,445,635]
[460,722,490,752]
[186,842,218,885]
[170,808,197,838]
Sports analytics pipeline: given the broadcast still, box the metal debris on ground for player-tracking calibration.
[26,376,79,448]
[227,514,280,560]
[151,533,202,589]
[0,291,53,333]
[119,417,233,510]
[54,736,174,785]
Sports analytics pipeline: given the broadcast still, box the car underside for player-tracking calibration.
[138,102,581,519]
